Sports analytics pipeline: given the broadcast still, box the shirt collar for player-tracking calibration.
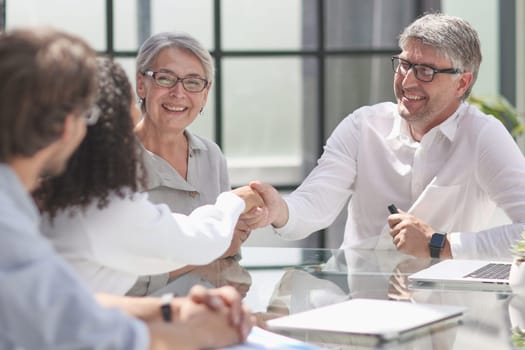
[139,130,209,192]
[138,128,209,158]
[387,102,465,143]
[437,102,465,142]
[185,129,207,153]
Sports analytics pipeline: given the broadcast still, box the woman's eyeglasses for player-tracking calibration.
[143,70,208,93]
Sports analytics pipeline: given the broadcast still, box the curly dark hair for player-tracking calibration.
[34,57,146,218]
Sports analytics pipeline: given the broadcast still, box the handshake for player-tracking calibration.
[230,181,289,233]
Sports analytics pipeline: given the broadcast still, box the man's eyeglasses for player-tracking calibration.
[84,105,101,126]
[143,70,208,93]
[391,56,462,82]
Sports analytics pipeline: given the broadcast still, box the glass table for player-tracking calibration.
[175,247,523,349]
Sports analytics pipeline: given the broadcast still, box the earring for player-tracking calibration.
[199,107,204,115]
[138,97,144,105]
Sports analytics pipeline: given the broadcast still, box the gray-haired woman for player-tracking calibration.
[134,32,263,296]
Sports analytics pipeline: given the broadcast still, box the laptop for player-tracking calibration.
[266,298,465,346]
[408,259,512,292]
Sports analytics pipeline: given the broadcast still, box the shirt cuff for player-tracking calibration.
[215,191,245,218]
[273,198,297,238]
[448,231,462,259]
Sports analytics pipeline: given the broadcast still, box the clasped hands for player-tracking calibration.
[175,285,254,344]
[154,285,254,349]
[97,285,254,348]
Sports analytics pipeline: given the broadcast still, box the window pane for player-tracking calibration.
[114,0,213,51]
[114,0,139,51]
[223,57,317,185]
[325,0,415,50]
[222,0,317,50]
[6,0,106,51]
[151,0,214,50]
[324,55,395,137]
[114,57,137,93]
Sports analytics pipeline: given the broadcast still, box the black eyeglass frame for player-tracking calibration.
[142,70,209,93]
[391,56,463,82]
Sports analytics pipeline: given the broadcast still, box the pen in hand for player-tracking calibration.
[388,204,399,214]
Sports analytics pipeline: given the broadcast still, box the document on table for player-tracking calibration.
[221,326,321,349]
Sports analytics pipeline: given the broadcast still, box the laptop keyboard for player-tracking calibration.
[463,263,511,280]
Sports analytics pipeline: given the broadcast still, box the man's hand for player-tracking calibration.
[248,181,289,228]
[187,285,254,342]
[387,209,434,257]
[157,288,250,349]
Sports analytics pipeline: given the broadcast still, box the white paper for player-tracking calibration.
[221,326,320,349]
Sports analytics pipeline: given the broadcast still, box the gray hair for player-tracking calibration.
[136,31,214,82]
[399,13,482,99]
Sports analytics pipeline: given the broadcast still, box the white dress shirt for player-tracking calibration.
[276,102,525,259]
[0,164,148,349]
[41,190,244,294]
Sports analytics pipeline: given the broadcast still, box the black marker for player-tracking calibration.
[388,204,399,214]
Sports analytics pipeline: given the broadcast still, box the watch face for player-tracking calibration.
[430,233,446,248]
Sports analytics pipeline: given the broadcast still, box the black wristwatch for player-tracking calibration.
[429,232,447,258]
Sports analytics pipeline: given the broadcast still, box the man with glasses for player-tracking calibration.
[249,13,525,260]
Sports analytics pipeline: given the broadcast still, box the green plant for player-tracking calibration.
[511,231,525,263]
[467,95,525,138]
[513,326,525,348]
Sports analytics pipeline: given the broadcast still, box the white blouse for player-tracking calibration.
[40,190,244,294]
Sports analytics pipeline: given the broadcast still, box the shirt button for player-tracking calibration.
[189,191,198,198]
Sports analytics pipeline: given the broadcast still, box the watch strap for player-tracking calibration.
[429,232,446,259]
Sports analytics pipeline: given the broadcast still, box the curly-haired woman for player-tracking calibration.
[33,57,263,296]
